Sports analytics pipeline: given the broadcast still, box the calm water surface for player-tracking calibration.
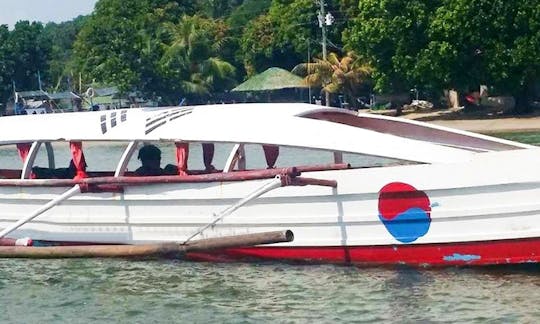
[1,260,539,323]
[490,131,540,146]
[1,132,540,323]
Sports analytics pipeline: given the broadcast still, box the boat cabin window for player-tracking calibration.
[0,144,25,179]
[30,141,130,179]
[33,142,71,170]
[236,145,333,170]
[182,142,234,171]
[341,152,416,168]
[226,144,416,171]
[81,141,130,176]
[121,141,235,176]
[123,142,181,176]
[83,141,129,176]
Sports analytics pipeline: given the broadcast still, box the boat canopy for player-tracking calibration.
[0,103,528,164]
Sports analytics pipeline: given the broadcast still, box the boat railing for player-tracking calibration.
[0,169,22,179]
[0,163,348,191]
[0,162,350,183]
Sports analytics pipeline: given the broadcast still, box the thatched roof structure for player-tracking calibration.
[231,67,307,92]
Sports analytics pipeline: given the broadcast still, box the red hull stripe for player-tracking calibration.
[187,238,540,266]
[30,238,540,266]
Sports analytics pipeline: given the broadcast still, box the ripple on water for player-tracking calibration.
[0,260,539,323]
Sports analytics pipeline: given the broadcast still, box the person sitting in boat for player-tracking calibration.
[135,144,178,176]
[32,160,85,179]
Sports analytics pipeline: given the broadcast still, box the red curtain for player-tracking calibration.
[16,143,35,179]
[16,143,32,162]
[262,145,279,169]
[70,141,88,180]
[202,143,215,171]
[175,142,189,176]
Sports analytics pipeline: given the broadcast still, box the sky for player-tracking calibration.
[0,0,98,29]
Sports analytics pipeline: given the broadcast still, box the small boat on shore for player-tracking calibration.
[0,103,539,266]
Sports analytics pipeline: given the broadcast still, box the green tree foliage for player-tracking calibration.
[511,0,540,109]
[42,16,88,91]
[239,0,319,76]
[195,0,244,18]
[268,0,316,56]
[3,0,538,112]
[8,21,51,92]
[226,0,271,77]
[0,21,52,112]
[75,0,151,92]
[345,0,540,111]
[270,0,348,58]
[423,0,540,110]
[227,0,271,29]
[73,0,197,95]
[239,0,350,77]
[0,25,15,108]
[159,15,236,102]
[240,15,277,76]
[344,0,438,94]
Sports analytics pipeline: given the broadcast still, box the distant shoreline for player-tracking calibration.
[364,108,540,134]
[420,117,540,134]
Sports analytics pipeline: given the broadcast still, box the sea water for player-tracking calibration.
[0,132,539,323]
[0,259,539,323]
[490,131,540,146]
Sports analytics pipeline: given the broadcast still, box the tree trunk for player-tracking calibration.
[513,82,533,114]
[325,91,330,107]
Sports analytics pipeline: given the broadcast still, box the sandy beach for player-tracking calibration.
[368,108,540,133]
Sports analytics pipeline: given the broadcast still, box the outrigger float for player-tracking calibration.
[0,103,539,265]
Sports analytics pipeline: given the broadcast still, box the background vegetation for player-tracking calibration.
[0,0,538,111]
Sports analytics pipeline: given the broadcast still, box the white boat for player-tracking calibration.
[0,103,539,266]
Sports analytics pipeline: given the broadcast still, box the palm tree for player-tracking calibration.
[293,51,372,107]
[159,15,236,102]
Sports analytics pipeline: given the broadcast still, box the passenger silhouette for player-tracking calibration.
[135,144,177,176]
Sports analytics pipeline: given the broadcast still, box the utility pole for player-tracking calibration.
[316,0,334,106]
[307,39,311,103]
[318,0,327,62]
[37,70,45,92]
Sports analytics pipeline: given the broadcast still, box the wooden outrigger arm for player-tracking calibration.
[183,172,337,244]
[0,168,336,243]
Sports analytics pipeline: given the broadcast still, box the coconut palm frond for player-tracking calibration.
[323,83,339,93]
[204,57,235,79]
[326,52,340,66]
[352,61,373,74]
[306,74,322,86]
[340,57,355,71]
[291,63,309,76]
[181,79,209,96]
[294,51,374,105]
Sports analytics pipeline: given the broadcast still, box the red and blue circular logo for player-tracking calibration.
[378,182,431,243]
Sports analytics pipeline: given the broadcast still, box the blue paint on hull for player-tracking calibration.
[443,253,481,262]
[379,207,431,243]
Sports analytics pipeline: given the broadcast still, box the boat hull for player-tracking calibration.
[24,237,540,266]
[187,237,540,266]
[2,149,540,266]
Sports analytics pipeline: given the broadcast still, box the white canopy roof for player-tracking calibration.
[0,103,488,164]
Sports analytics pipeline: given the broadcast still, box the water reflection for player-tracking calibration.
[0,259,539,322]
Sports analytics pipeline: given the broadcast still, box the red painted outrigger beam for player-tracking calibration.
[0,163,348,192]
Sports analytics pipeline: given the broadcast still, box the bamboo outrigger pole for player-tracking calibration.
[183,174,337,244]
[0,230,294,259]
